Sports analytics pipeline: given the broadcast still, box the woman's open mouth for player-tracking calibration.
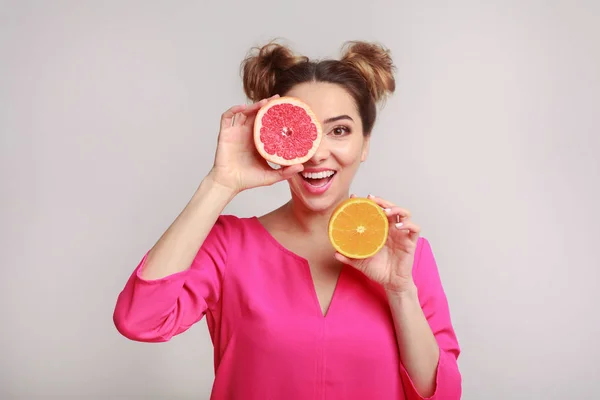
[299,170,337,194]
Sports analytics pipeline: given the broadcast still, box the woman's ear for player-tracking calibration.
[360,136,371,162]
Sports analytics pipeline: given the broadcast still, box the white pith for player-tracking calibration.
[301,170,336,179]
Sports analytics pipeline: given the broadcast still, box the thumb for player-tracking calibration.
[334,252,367,272]
[263,164,304,185]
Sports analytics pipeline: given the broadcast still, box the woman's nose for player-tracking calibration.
[307,140,331,164]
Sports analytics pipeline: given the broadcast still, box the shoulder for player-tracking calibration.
[209,214,266,246]
[198,214,269,266]
[411,236,453,298]
[207,214,292,276]
[414,236,433,266]
[412,236,440,280]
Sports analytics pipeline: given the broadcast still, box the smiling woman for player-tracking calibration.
[113,39,462,400]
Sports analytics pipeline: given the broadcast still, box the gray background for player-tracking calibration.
[1,1,599,399]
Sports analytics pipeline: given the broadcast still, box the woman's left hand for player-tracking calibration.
[334,194,421,295]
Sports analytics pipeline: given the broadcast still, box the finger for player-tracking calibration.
[393,219,420,232]
[334,252,368,272]
[243,98,268,114]
[242,94,280,127]
[392,220,421,242]
[220,104,247,130]
[263,163,304,185]
[233,111,248,127]
[334,252,352,265]
[366,193,397,210]
[279,164,304,178]
[368,194,412,219]
[350,193,356,198]
[383,206,412,222]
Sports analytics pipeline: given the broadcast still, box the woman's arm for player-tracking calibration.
[387,286,440,397]
[140,174,236,280]
[387,238,462,400]
[112,174,238,342]
[113,99,301,342]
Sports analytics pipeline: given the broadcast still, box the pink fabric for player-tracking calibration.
[113,215,461,399]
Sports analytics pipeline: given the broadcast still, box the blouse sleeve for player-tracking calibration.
[112,215,232,343]
[399,237,462,400]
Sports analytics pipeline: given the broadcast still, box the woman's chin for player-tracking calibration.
[301,197,336,213]
[289,178,348,214]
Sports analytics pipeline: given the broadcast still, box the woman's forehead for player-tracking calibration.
[284,82,359,123]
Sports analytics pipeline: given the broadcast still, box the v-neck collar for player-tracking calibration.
[249,216,346,319]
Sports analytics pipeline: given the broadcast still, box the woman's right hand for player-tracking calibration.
[207,95,304,194]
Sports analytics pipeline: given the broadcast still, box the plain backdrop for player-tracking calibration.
[1,1,599,399]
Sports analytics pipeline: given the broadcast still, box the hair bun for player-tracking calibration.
[340,41,396,103]
[241,41,308,102]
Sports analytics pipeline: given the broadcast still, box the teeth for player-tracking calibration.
[301,170,335,179]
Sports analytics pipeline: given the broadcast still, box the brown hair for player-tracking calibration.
[241,40,396,135]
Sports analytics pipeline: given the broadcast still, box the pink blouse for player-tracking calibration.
[113,215,461,399]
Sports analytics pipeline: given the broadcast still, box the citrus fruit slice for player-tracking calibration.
[328,197,389,259]
[254,96,323,166]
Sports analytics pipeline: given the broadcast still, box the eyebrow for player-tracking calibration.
[323,115,354,124]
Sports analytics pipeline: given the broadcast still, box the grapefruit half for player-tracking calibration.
[328,197,389,259]
[254,96,323,166]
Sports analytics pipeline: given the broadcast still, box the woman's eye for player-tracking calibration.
[332,126,349,136]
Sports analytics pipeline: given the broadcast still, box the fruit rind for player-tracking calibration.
[328,197,390,259]
[253,96,323,166]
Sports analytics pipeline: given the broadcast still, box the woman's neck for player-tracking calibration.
[258,195,348,261]
[284,195,345,236]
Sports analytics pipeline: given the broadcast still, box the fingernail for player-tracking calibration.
[395,222,404,229]
[368,194,374,199]
[384,208,391,213]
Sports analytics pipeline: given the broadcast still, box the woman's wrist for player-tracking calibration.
[197,172,239,204]
[385,282,419,304]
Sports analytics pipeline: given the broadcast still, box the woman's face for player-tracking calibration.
[284,81,370,213]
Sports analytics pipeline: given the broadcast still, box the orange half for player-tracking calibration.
[328,197,389,259]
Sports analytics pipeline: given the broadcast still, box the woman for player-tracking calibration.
[113,40,462,399]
